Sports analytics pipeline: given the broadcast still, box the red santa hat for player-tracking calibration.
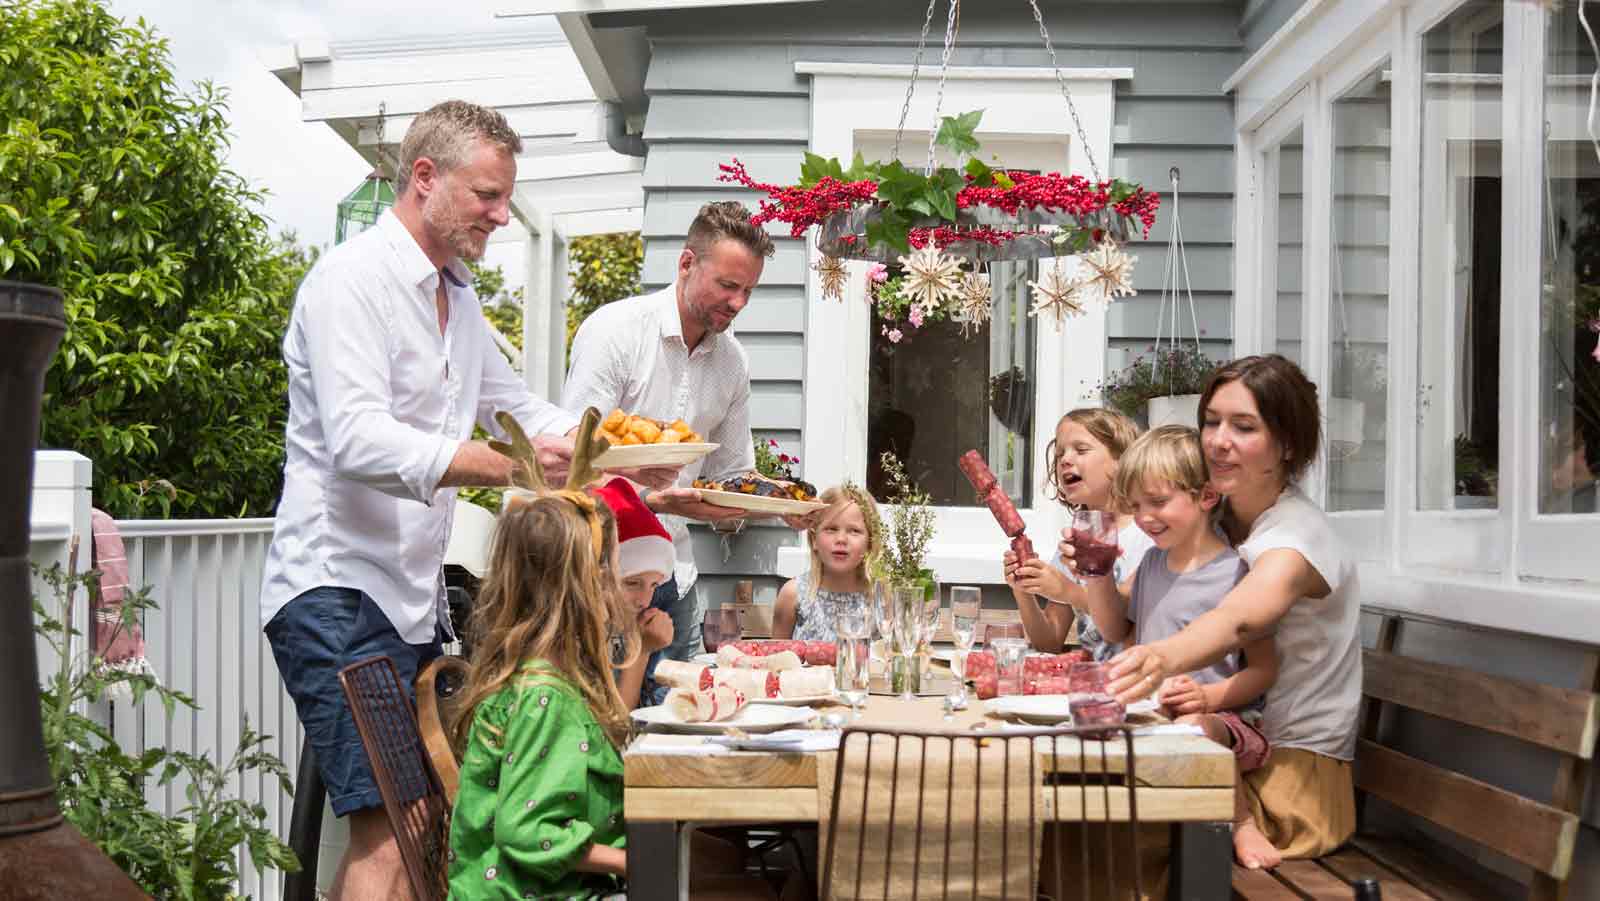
[591,478,675,578]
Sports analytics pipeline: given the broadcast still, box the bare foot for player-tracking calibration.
[1233,820,1282,870]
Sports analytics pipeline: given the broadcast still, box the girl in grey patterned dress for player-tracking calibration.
[773,485,882,641]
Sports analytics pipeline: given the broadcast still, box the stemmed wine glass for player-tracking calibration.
[833,607,872,718]
[948,586,982,708]
[869,580,896,666]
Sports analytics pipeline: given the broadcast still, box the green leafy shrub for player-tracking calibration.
[566,232,643,353]
[2,0,315,518]
[33,562,298,898]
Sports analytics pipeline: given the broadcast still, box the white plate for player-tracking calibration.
[630,703,815,734]
[746,692,836,706]
[984,695,1162,725]
[593,442,718,469]
[697,489,828,516]
[985,695,1074,725]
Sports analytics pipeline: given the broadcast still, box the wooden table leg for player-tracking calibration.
[1170,821,1231,900]
[626,820,682,901]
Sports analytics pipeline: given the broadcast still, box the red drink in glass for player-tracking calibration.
[1069,509,1119,578]
[1067,661,1126,736]
[1070,531,1119,577]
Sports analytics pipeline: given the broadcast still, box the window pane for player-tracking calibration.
[1417,2,1502,510]
[1274,127,1306,365]
[1328,63,1393,511]
[1538,7,1600,514]
[867,259,1036,508]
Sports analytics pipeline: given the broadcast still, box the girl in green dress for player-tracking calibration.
[447,491,641,900]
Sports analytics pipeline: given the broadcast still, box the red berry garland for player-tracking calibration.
[717,158,1161,241]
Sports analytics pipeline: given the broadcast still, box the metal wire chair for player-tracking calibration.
[338,655,452,901]
[819,723,1143,901]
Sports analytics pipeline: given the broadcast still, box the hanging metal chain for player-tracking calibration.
[924,0,962,176]
[892,0,942,161]
[375,101,388,176]
[1025,0,1102,183]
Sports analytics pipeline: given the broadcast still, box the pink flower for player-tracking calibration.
[769,438,778,447]
[908,303,925,329]
[1593,342,1600,363]
[886,327,904,344]
[779,454,791,463]
[867,262,889,284]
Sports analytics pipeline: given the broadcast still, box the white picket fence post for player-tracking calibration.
[27,450,304,900]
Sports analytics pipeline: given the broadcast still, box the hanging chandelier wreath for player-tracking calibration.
[717,0,1160,335]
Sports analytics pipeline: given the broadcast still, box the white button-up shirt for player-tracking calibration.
[561,285,757,593]
[260,211,578,643]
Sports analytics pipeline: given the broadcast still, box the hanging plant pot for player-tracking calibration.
[1146,394,1204,430]
[813,200,1139,264]
[1327,397,1366,459]
[988,367,1031,434]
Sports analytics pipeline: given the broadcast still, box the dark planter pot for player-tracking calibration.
[0,281,147,897]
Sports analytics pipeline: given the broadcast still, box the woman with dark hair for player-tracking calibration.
[1097,354,1361,868]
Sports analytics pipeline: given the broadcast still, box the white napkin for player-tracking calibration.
[625,734,730,757]
[705,729,842,752]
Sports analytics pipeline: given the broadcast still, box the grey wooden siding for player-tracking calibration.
[613,0,1244,591]
[1241,0,1306,54]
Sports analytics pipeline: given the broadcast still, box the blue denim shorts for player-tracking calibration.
[265,586,443,816]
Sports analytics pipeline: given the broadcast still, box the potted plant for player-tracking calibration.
[988,366,1031,434]
[867,452,938,695]
[1099,344,1223,429]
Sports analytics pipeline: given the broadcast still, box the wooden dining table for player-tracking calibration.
[623,694,1235,900]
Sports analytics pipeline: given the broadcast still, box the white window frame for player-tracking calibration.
[1227,0,1600,639]
[784,63,1127,582]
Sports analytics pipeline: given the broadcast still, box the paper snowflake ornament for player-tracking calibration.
[813,255,849,302]
[896,245,964,310]
[1028,263,1086,327]
[956,271,993,336]
[1080,240,1137,302]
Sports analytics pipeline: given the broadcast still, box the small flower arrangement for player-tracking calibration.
[869,263,954,345]
[753,437,801,480]
[1098,344,1223,421]
[872,451,938,590]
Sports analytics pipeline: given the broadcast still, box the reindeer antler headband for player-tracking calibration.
[489,406,614,556]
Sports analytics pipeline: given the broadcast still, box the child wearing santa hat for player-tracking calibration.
[591,478,677,708]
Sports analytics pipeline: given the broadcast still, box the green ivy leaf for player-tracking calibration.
[964,156,996,187]
[934,108,984,157]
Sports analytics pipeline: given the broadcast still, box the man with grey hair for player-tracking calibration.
[260,100,671,899]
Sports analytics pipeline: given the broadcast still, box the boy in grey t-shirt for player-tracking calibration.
[1073,425,1279,867]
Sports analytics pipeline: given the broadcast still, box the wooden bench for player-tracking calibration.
[1234,611,1600,900]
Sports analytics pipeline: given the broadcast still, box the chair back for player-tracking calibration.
[819,723,1144,901]
[416,655,471,803]
[338,656,452,901]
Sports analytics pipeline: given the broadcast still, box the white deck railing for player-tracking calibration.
[28,452,301,901]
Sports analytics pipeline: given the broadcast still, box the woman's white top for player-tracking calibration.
[1237,487,1362,760]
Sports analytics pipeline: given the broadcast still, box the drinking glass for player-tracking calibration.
[1067,661,1126,735]
[1069,509,1120,579]
[984,622,1025,646]
[990,637,1029,696]
[718,607,742,647]
[869,580,896,664]
[892,586,929,701]
[833,607,872,717]
[700,613,722,654]
[948,586,982,706]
